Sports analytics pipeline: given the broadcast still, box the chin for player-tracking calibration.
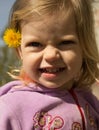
[41,83,61,89]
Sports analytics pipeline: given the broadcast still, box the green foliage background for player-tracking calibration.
[0,45,19,86]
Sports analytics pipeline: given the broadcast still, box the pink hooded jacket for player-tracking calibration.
[0,80,99,130]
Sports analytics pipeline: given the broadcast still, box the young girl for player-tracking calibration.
[0,0,99,129]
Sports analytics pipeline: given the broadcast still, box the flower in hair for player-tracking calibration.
[3,28,21,48]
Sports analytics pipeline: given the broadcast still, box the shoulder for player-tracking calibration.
[0,80,30,113]
[91,82,99,100]
[0,81,43,110]
[76,88,99,113]
[0,80,22,96]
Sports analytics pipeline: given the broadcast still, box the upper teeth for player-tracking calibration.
[45,68,60,73]
[40,68,64,73]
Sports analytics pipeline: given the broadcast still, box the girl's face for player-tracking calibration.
[18,11,83,89]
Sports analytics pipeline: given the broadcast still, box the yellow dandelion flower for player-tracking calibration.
[3,28,21,48]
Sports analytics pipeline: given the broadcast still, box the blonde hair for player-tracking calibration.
[8,0,99,87]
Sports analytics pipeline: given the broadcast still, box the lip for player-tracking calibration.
[39,67,66,79]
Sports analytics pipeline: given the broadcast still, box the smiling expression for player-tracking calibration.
[18,11,83,89]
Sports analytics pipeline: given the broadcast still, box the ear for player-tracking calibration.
[16,47,23,59]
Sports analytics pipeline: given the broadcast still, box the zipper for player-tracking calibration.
[69,89,86,130]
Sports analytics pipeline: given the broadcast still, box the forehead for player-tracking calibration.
[21,10,76,36]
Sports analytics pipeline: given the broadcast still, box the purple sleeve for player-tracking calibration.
[0,100,21,130]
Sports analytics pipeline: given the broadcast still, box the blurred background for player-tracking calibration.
[0,0,99,86]
[0,0,19,86]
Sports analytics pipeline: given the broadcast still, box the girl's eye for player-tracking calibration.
[28,42,42,47]
[60,40,75,45]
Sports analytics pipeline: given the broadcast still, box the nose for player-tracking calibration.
[43,45,61,62]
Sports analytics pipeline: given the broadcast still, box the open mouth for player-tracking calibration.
[39,67,65,73]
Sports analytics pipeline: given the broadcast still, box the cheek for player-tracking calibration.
[22,53,41,70]
[63,50,82,70]
[22,59,32,72]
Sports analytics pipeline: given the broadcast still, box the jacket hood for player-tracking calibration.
[0,80,70,97]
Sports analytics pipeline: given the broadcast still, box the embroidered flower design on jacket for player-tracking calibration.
[72,122,82,130]
[85,104,97,128]
[33,111,64,129]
